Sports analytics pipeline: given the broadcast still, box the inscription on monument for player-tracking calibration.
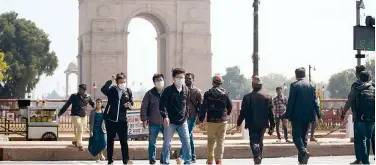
[92,19,116,32]
[92,34,116,51]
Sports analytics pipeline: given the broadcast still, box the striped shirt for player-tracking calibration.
[273,95,288,117]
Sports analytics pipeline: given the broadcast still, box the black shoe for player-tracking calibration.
[191,159,196,164]
[300,152,310,164]
[108,160,114,165]
[150,160,156,164]
[350,160,362,164]
[254,157,262,164]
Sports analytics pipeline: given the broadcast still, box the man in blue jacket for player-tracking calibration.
[282,67,321,164]
[101,73,134,165]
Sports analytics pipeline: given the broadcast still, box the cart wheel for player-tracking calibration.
[41,132,57,141]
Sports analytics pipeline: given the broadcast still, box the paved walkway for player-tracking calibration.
[0,156,374,164]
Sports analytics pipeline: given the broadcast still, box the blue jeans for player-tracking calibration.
[161,121,191,164]
[148,124,164,162]
[179,118,196,160]
[354,120,375,164]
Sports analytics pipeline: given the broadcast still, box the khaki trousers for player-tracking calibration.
[72,116,87,147]
[207,122,227,162]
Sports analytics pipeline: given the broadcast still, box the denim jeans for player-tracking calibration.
[354,120,375,164]
[248,127,266,159]
[148,124,164,162]
[161,121,191,164]
[179,118,196,160]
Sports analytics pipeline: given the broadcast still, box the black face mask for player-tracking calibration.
[78,89,86,96]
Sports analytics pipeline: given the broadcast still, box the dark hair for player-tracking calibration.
[172,68,185,77]
[116,72,126,82]
[78,84,87,90]
[185,72,195,80]
[96,98,102,103]
[359,71,371,82]
[276,87,282,91]
[295,67,306,79]
[152,74,164,82]
[356,65,366,74]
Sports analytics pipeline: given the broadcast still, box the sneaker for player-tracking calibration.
[191,159,196,164]
[72,141,77,147]
[100,155,106,161]
[77,146,84,152]
[149,160,156,164]
[300,152,310,164]
[215,161,222,165]
[254,157,262,164]
[176,158,183,165]
[206,161,213,165]
[96,159,101,163]
[285,139,293,143]
[350,160,362,164]
[123,160,133,165]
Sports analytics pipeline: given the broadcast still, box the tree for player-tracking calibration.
[222,66,249,99]
[327,69,356,99]
[366,59,375,83]
[0,12,58,98]
[0,52,8,80]
[260,73,288,95]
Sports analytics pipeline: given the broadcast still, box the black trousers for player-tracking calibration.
[248,127,266,159]
[106,120,130,163]
[275,117,288,140]
[291,122,310,154]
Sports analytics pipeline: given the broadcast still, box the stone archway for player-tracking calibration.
[78,0,212,97]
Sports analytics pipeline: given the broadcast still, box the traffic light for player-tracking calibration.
[365,16,375,27]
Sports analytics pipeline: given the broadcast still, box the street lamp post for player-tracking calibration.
[252,0,260,77]
[309,65,316,82]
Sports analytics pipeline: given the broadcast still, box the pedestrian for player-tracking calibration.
[159,68,191,165]
[236,76,275,164]
[342,71,375,164]
[281,67,321,164]
[273,87,291,143]
[101,73,134,165]
[177,72,202,164]
[198,75,232,165]
[58,84,95,151]
[140,73,165,164]
[88,98,106,163]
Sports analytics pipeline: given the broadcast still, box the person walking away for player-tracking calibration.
[177,72,202,164]
[281,67,321,164]
[58,84,95,151]
[342,71,375,164]
[140,74,165,164]
[88,98,106,163]
[198,75,232,165]
[101,73,134,165]
[273,87,291,143]
[236,76,275,164]
[159,68,191,165]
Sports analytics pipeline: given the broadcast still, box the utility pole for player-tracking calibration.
[309,65,315,82]
[252,0,260,77]
[355,0,365,66]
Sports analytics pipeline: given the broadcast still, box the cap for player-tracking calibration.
[252,76,263,85]
[78,84,87,90]
[212,75,223,84]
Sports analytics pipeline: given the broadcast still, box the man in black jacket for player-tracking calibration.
[236,76,274,164]
[282,67,321,164]
[58,84,94,151]
[101,73,134,165]
[159,68,191,164]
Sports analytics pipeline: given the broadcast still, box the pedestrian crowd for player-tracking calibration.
[57,66,374,165]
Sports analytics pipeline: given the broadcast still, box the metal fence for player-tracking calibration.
[0,99,347,136]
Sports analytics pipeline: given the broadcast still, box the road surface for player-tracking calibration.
[0,156,374,164]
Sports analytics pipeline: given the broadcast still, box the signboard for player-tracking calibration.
[127,111,148,135]
[354,26,375,51]
[6,112,15,121]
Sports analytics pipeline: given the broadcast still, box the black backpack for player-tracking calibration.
[355,85,375,122]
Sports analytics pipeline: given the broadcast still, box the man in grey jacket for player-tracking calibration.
[140,74,165,164]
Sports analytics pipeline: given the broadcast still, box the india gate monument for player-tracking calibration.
[77,0,212,97]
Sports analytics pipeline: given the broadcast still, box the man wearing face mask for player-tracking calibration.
[160,68,191,164]
[101,73,134,165]
[58,84,95,151]
[177,72,202,164]
[140,73,165,164]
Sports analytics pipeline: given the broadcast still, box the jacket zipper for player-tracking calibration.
[116,97,120,122]
[106,105,111,114]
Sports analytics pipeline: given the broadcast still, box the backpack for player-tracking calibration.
[355,85,375,122]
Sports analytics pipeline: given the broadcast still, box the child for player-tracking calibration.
[88,98,107,162]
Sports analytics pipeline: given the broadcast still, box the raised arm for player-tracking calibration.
[88,95,95,108]
[101,80,113,96]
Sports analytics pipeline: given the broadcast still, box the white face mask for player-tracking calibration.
[174,78,185,87]
[118,83,126,90]
[155,81,164,89]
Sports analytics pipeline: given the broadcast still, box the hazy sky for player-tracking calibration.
[0,0,375,98]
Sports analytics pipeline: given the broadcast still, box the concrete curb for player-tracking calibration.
[1,143,354,161]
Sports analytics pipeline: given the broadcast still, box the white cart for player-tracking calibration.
[26,106,59,141]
